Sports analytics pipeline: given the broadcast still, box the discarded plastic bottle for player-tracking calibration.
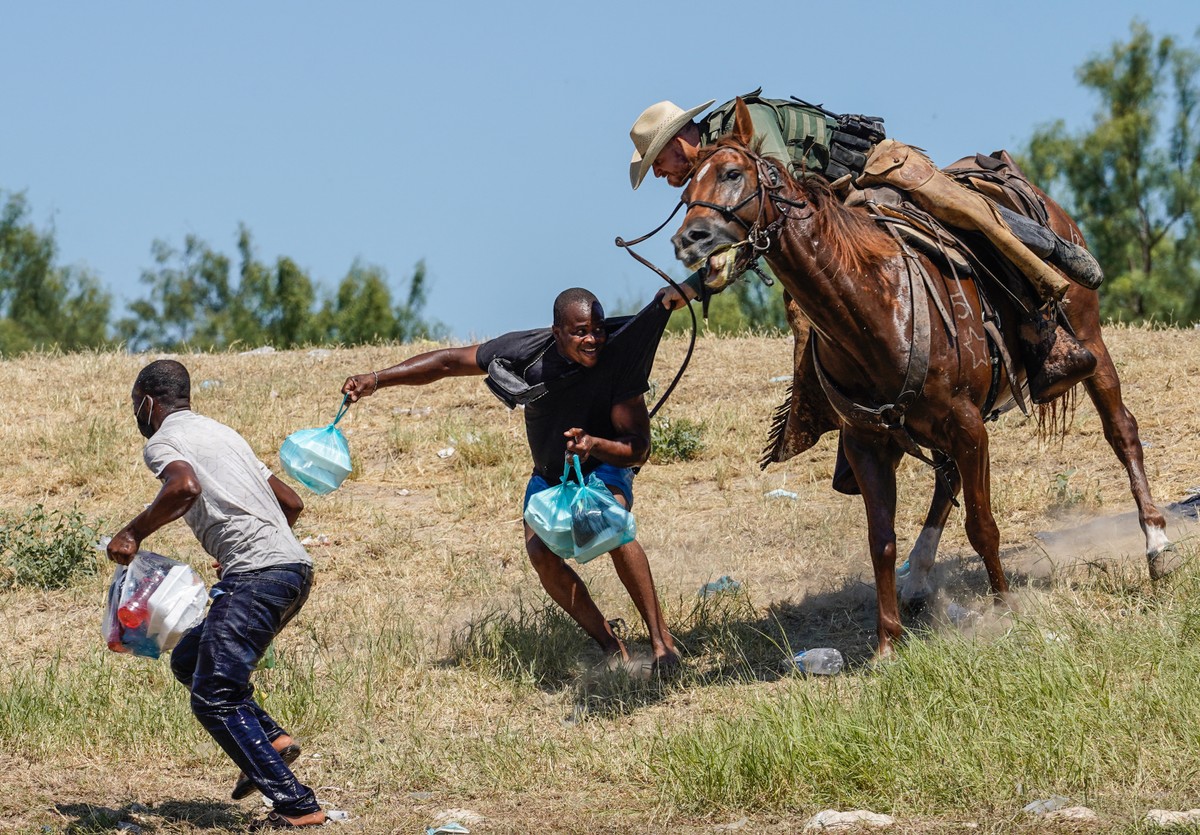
[791,648,844,675]
[117,568,167,629]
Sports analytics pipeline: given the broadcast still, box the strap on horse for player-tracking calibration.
[809,241,939,472]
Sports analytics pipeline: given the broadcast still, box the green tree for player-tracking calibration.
[122,228,443,350]
[117,236,233,351]
[0,192,112,354]
[1022,22,1200,323]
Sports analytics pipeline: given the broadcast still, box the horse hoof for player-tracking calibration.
[1148,543,1181,581]
[900,595,929,618]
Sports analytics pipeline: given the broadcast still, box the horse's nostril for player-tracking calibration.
[687,228,710,244]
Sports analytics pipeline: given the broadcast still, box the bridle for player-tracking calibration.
[682,143,812,264]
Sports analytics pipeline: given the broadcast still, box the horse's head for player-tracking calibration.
[671,98,783,292]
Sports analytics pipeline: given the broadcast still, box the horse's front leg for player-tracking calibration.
[843,431,905,658]
[948,406,1009,601]
[901,453,962,613]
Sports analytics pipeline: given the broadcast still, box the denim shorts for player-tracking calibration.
[523,462,635,511]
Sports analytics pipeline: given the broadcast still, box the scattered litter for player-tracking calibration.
[698,576,741,597]
[408,791,434,801]
[395,406,433,417]
[803,809,894,830]
[1044,806,1096,822]
[765,488,798,500]
[769,375,791,383]
[562,703,587,727]
[432,808,485,826]
[307,349,332,360]
[396,489,411,496]
[714,818,749,831]
[789,647,844,675]
[437,447,456,459]
[946,602,979,626]
[1143,441,1155,448]
[300,534,331,547]
[198,379,223,389]
[310,752,323,759]
[1042,631,1066,643]
[270,390,280,399]
[426,824,470,835]
[325,809,350,823]
[239,345,275,355]
[1022,795,1071,815]
[116,823,142,834]
[1146,809,1200,826]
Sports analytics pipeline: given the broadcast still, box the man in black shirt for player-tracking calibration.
[342,288,679,673]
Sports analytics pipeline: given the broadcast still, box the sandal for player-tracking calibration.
[231,743,302,800]
[253,811,329,829]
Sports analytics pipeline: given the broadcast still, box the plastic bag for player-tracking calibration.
[570,470,637,564]
[103,549,207,658]
[280,397,352,495]
[523,457,580,559]
[524,455,637,564]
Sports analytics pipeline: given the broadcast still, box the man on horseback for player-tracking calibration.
[628,91,1104,409]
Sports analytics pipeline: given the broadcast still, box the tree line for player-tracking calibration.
[0,203,443,355]
[1,23,1196,353]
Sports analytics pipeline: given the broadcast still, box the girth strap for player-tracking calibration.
[810,248,937,469]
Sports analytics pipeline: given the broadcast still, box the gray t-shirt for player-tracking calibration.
[143,410,311,575]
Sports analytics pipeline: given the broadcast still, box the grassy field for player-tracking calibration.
[4,326,1200,834]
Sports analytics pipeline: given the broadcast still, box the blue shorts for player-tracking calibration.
[523,462,635,511]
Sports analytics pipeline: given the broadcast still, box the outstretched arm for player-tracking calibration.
[342,345,485,401]
[563,394,651,468]
[107,460,202,565]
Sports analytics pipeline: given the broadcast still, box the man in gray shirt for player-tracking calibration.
[107,359,327,829]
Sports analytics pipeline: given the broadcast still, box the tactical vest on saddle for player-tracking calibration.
[700,89,886,181]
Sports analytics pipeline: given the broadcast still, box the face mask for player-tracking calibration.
[135,394,156,439]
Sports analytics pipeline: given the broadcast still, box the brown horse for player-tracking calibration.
[672,99,1169,657]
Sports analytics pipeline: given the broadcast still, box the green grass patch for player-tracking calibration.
[651,569,1200,818]
[0,505,102,590]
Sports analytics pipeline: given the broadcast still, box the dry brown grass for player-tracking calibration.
[1,325,1198,833]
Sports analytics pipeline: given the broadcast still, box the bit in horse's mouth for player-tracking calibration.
[701,245,746,289]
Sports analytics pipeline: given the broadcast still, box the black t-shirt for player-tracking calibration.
[476,301,670,480]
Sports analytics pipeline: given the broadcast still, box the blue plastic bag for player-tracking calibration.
[570,468,637,564]
[280,397,353,495]
[523,457,580,559]
[524,456,637,564]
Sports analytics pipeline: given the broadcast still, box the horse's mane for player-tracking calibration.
[693,137,900,278]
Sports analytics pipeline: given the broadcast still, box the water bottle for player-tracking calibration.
[791,647,844,675]
[117,568,167,629]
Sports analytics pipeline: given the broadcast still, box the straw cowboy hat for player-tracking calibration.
[628,98,715,189]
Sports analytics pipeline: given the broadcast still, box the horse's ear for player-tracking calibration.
[731,97,754,147]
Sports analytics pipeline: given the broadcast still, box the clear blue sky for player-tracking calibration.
[2,2,1196,341]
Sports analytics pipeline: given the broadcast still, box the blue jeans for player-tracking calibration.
[170,563,318,817]
[523,462,635,510]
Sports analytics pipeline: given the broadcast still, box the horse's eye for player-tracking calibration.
[725,170,742,182]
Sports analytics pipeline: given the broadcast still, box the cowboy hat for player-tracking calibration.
[628,99,715,190]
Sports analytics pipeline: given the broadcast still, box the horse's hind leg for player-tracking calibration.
[1079,342,1171,573]
[901,454,962,612]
